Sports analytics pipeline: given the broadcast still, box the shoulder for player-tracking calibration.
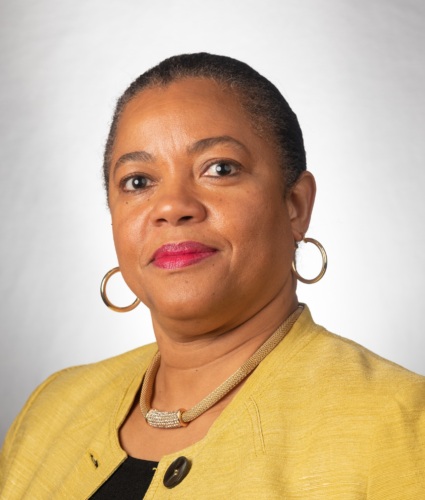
[53,342,156,382]
[287,306,425,401]
[14,342,156,418]
[313,324,425,399]
[13,343,157,416]
[246,308,425,495]
[0,343,157,485]
[253,305,425,450]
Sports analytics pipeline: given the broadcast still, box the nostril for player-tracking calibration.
[155,214,193,226]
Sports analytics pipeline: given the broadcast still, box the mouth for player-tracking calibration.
[151,241,218,270]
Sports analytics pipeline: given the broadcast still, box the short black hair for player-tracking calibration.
[103,53,306,196]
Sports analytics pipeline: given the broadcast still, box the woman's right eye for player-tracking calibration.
[122,175,151,192]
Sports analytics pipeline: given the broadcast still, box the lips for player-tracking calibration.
[151,241,218,270]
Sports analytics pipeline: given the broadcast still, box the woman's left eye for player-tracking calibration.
[204,161,239,177]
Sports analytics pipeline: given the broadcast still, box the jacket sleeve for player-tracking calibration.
[0,370,64,491]
[367,378,425,499]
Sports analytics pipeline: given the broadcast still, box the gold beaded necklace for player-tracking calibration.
[140,305,303,429]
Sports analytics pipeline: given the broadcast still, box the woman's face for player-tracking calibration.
[108,78,303,332]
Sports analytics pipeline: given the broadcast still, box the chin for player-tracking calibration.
[154,298,213,321]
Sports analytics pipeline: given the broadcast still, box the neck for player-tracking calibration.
[149,291,299,412]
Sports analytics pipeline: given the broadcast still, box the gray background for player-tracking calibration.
[1,0,424,443]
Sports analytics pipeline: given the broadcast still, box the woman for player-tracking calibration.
[1,53,424,499]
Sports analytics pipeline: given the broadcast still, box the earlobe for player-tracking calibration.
[286,171,316,242]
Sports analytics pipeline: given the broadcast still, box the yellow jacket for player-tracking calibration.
[1,307,425,499]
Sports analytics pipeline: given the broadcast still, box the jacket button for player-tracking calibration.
[163,456,191,488]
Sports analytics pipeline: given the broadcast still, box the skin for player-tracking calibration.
[108,77,316,460]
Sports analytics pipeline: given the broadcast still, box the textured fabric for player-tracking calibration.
[1,306,425,499]
[89,457,158,499]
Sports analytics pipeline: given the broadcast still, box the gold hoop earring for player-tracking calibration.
[292,237,327,284]
[100,267,140,312]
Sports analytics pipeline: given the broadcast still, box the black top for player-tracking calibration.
[90,457,158,499]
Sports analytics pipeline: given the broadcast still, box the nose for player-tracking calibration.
[149,181,207,227]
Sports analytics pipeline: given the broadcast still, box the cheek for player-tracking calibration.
[235,193,289,238]
[111,207,145,268]
[224,195,293,266]
[111,216,150,301]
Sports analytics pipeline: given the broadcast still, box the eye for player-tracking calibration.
[204,161,239,177]
[121,175,151,192]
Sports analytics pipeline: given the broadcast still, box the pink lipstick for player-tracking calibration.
[151,241,218,270]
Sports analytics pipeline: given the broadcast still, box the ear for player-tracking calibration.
[285,171,316,242]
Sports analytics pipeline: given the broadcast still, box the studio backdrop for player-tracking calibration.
[1,0,424,443]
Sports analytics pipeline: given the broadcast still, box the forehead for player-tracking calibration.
[111,77,280,175]
[117,78,248,138]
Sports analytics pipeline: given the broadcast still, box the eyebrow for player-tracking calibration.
[113,135,249,175]
[114,150,153,175]
[188,135,249,155]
